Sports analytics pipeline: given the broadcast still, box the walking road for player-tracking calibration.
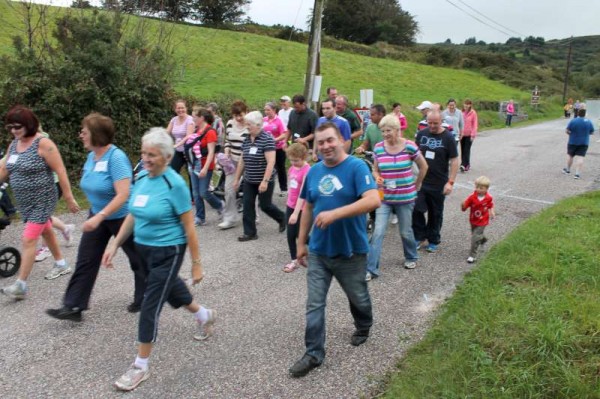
[0,118,597,398]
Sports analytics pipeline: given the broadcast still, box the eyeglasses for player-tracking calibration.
[5,124,23,131]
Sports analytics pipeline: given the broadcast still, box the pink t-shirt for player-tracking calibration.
[287,163,310,209]
[263,116,287,150]
[170,115,194,152]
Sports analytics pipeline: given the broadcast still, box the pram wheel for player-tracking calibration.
[0,246,21,277]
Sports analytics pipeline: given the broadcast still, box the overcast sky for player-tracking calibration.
[37,0,600,44]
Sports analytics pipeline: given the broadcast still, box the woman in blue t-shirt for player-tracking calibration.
[46,113,146,321]
[101,127,216,392]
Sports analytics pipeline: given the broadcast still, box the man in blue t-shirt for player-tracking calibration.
[315,99,352,159]
[563,108,594,179]
[288,122,380,378]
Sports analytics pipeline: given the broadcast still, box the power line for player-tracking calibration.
[444,0,512,38]
[455,0,525,37]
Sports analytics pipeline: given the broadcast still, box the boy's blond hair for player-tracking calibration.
[475,175,491,188]
[286,142,308,159]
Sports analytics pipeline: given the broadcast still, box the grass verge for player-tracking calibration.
[382,190,600,398]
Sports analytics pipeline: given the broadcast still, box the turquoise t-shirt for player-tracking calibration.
[300,156,376,258]
[129,167,192,246]
[79,145,132,220]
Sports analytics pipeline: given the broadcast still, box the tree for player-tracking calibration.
[0,8,176,173]
[71,0,94,8]
[102,0,194,21]
[321,0,418,46]
[464,37,477,45]
[192,0,251,25]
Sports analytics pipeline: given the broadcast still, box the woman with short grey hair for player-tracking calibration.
[142,127,175,160]
[232,111,286,241]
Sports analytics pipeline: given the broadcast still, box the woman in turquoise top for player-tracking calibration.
[47,113,147,322]
[102,127,216,392]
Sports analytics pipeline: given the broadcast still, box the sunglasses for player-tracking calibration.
[6,124,24,131]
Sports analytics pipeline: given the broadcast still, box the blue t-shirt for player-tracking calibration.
[567,117,594,146]
[300,155,376,257]
[129,168,192,247]
[80,145,132,220]
[317,115,351,142]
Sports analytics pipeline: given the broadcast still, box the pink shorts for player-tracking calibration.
[23,219,53,240]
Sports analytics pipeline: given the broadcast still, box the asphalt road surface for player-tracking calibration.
[0,118,597,398]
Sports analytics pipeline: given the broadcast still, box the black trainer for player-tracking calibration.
[278,220,286,233]
[127,302,141,313]
[46,306,82,322]
[238,234,258,242]
[350,329,370,346]
[289,354,321,378]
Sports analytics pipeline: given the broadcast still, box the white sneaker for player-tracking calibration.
[35,246,51,262]
[194,309,217,341]
[114,364,150,391]
[365,272,372,282]
[45,264,72,280]
[467,256,475,263]
[217,221,236,230]
[404,261,417,269]
[61,224,75,247]
[1,281,27,300]
[390,215,398,225]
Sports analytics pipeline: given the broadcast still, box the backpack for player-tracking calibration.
[183,126,210,166]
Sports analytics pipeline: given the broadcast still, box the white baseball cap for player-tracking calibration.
[416,100,433,110]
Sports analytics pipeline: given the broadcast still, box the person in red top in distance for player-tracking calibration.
[462,176,495,264]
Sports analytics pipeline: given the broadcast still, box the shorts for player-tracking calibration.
[23,219,53,240]
[567,144,588,157]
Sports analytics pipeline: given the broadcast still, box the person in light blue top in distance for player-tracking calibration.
[46,113,147,322]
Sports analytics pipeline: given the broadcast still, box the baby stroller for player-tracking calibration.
[0,183,21,278]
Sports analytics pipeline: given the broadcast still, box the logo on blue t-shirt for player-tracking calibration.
[318,174,337,195]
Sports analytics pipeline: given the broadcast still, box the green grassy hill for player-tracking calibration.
[0,1,561,131]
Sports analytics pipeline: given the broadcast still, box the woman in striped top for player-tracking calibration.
[218,101,249,230]
[366,114,428,279]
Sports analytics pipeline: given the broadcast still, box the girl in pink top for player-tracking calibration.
[263,102,289,195]
[393,103,408,134]
[461,99,478,172]
[282,143,310,273]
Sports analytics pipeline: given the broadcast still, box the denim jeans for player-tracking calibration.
[305,253,372,363]
[190,169,223,222]
[412,185,446,245]
[367,202,417,276]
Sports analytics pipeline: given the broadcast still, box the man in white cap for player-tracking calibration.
[279,95,292,127]
[416,100,433,132]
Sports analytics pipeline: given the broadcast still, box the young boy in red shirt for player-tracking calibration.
[462,176,495,263]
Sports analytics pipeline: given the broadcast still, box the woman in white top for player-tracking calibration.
[166,99,195,175]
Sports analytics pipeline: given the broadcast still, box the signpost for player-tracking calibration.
[531,86,540,108]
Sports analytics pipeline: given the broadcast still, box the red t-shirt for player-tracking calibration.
[198,127,218,171]
[462,191,494,226]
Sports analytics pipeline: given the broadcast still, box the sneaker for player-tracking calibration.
[404,261,417,269]
[195,218,207,226]
[350,329,370,346]
[390,215,398,225]
[1,281,27,300]
[574,174,580,180]
[426,243,438,253]
[562,168,570,174]
[62,224,75,247]
[194,309,216,341]
[35,246,51,262]
[45,264,72,280]
[460,165,465,173]
[46,306,82,322]
[467,256,475,263]
[218,221,236,230]
[365,272,372,282]
[416,240,426,250]
[114,364,150,391]
[279,191,288,197]
[289,354,321,378]
[283,261,299,273]
[465,165,470,172]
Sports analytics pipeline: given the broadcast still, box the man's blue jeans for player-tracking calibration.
[305,253,373,363]
[367,202,417,276]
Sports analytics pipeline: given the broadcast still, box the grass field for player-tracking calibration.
[382,190,600,398]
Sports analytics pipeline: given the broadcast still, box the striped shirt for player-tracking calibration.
[373,140,419,205]
[241,131,276,184]
[224,119,249,162]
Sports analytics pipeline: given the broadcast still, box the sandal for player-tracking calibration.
[283,261,298,273]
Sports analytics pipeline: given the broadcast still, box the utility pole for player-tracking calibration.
[562,36,573,105]
[303,0,325,109]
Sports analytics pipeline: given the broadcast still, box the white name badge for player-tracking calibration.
[7,154,18,164]
[94,161,108,172]
[332,176,343,190]
[385,180,397,189]
[289,178,299,189]
[133,195,149,207]
[249,147,258,155]
[425,150,435,160]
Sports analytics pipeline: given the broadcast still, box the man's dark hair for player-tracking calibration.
[292,94,306,104]
[392,102,401,108]
[326,87,336,94]
[578,108,586,117]
[371,104,386,115]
